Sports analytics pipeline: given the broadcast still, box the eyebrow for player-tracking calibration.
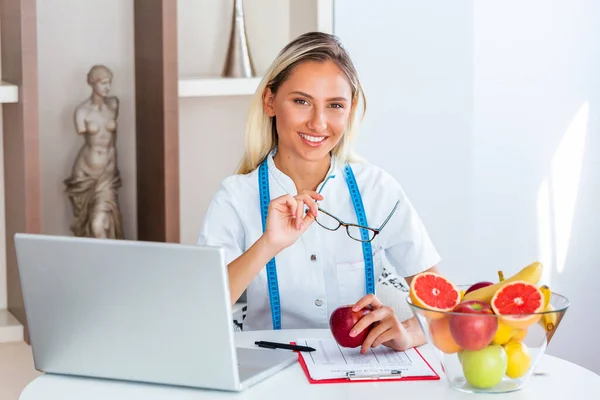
[289,91,349,103]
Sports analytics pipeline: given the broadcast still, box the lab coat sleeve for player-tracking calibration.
[379,173,441,278]
[197,188,245,266]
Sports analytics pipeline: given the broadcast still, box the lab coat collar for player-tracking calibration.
[266,148,340,195]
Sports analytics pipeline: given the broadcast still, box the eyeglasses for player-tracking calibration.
[315,200,400,242]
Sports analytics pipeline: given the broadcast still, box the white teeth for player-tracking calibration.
[300,133,326,143]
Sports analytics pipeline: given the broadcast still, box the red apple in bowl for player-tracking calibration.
[329,305,373,348]
[465,281,494,295]
[449,300,498,351]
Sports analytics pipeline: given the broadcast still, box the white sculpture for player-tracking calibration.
[64,65,124,239]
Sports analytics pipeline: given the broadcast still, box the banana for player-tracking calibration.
[539,285,551,309]
[538,286,557,332]
[498,270,505,282]
[462,261,544,303]
[540,304,557,332]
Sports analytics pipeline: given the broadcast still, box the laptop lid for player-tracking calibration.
[14,233,241,391]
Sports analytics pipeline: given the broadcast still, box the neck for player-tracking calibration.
[273,150,331,192]
[91,93,104,107]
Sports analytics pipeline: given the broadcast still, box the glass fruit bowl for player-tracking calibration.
[406,286,570,394]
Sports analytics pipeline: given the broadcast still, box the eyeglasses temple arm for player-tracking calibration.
[377,200,400,231]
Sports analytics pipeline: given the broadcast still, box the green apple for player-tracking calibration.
[461,345,508,389]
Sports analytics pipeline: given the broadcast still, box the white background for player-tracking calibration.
[335,0,600,374]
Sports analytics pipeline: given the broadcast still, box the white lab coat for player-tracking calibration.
[197,152,441,330]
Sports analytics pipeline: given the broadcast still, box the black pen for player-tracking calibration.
[255,341,316,352]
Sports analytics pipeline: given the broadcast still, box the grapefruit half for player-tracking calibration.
[409,272,460,318]
[491,281,544,329]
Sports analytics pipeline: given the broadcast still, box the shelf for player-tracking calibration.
[178,77,262,98]
[0,309,23,343]
[0,81,18,103]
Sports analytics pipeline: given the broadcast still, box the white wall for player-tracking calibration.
[334,1,474,283]
[472,0,600,375]
[37,0,137,240]
[335,0,600,374]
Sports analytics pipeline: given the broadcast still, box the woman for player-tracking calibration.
[64,64,124,239]
[198,32,441,353]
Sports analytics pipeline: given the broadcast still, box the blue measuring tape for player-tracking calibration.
[343,165,376,297]
[258,160,282,330]
[258,158,375,330]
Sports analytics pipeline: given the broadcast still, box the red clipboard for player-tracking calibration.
[291,342,440,384]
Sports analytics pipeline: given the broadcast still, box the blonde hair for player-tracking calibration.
[236,32,367,175]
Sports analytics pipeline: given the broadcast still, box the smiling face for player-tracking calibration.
[263,60,353,163]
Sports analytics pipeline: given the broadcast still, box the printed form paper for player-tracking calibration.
[296,338,437,380]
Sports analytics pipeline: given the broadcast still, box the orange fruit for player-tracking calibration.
[409,272,460,319]
[429,316,461,354]
[491,281,544,329]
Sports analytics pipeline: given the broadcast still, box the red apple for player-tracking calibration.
[329,305,373,348]
[449,300,498,351]
[465,281,494,295]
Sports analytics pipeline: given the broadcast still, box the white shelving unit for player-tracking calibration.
[178,77,262,98]
[0,81,19,103]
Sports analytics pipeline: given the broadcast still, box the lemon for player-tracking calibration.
[492,322,513,345]
[511,328,527,342]
[503,340,531,379]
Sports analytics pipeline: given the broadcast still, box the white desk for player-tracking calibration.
[20,329,600,399]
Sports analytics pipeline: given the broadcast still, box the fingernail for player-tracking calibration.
[349,329,357,337]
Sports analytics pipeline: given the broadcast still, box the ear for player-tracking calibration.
[263,88,276,117]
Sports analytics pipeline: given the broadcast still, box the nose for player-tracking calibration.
[308,109,327,132]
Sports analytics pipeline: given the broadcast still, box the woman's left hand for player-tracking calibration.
[349,294,413,354]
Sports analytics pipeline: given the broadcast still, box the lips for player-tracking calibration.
[298,132,327,147]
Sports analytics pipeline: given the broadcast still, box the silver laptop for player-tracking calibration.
[14,233,297,391]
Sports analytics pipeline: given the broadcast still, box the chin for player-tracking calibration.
[298,147,334,162]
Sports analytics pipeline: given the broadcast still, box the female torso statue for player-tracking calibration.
[65,65,124,239]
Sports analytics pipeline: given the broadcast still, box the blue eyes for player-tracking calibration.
[293,98,344,109]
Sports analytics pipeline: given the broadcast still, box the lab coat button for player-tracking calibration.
[310,254,317,261]
[315,299,324,307]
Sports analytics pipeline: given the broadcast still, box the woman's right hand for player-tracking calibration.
[263,191,323,252]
